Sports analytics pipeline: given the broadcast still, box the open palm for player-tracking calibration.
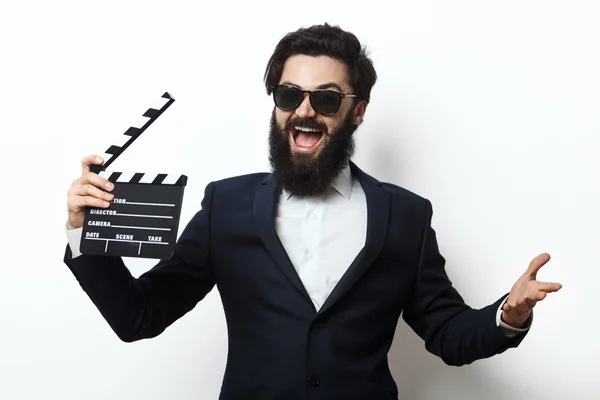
[502,253,562,328]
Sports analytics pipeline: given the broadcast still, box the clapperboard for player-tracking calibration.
[80,92,187,259]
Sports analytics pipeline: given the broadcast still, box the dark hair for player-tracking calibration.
[264,23,377,103]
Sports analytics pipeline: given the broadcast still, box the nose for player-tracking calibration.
[294,93,316,118]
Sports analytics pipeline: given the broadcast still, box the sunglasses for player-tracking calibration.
[272,84,358,116]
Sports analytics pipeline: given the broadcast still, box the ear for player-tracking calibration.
[353,100,367,125]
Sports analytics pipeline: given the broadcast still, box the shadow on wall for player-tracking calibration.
[356,126,409,186]
[389,319,512,400]
[365,124,521,399]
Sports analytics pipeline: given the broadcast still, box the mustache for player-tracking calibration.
[285,118,328,135]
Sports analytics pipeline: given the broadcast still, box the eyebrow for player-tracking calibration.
[281,81,346,93]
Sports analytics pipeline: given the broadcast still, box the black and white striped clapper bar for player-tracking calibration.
[80,92,188,259]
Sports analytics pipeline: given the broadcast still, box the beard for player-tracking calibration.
[268,108,357,198]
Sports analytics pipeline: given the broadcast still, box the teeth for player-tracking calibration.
[295,126,321,133]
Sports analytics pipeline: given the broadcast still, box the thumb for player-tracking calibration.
[81,154,104,175]
[526,253,551,279]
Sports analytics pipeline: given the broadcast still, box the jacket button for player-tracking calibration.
[307,375,320,387]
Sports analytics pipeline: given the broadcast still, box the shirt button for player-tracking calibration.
[306,250,312,260]
[307,375,320,387]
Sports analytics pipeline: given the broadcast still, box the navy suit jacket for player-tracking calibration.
[64,162,526,400]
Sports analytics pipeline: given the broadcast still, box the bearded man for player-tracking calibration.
[63,23,562,400]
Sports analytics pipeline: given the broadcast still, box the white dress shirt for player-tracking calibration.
[65,163,530,333]
[274,164,367,311]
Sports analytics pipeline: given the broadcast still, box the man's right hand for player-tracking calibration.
[66,154,115,230]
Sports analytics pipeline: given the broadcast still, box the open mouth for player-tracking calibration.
[289,126,325,153]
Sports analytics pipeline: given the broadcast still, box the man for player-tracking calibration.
[64,23,562,399]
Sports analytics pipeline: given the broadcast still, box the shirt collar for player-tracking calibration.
[331,162,352,200]
[281,162,353,201]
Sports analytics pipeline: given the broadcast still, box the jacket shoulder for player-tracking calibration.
[377,182,434,227]
[207,172,271,195]
[351,162,430,208]
[380,181,428,203]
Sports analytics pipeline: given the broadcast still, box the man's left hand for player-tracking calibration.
[502,253,562,328]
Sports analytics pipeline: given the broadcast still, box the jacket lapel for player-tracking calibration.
[253,175,314,309]
[318,162,390,315]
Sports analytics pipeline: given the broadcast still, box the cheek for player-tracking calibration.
[274,109,293,129]
[323,116,343,135]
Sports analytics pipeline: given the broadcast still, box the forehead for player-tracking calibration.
[279,55,350,90]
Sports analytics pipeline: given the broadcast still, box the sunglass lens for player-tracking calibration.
[274,86,303,111]
[311,91,341,115]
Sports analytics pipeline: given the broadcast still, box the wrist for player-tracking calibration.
[66,219,82,231]
[501,311,530,329]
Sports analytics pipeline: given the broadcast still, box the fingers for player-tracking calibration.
[503,297,529,318]
[68,158,115,214]
[81,154,105,175]
[68,154,114,230]
[526,252,551,278]
[84,171,114,192]
[535,281,563,293]
[68,183,113,209]
[71,193,112,209]
[504,282,561,313]
[81,183,115,202]
[534,291,547,301]
[67,174,114,202]
[503,297,525,312]
[503,296,535,317]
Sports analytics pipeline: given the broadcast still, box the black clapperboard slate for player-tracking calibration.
[80,92,187,259]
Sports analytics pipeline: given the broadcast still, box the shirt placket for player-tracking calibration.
[302,197,324,309]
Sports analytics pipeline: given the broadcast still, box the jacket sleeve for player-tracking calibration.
[63,181,217,342]
[402,199,527,366]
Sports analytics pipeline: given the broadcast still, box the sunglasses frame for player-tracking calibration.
[272,84,358,116]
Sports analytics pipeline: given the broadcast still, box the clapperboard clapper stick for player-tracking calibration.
[81,92,188,259]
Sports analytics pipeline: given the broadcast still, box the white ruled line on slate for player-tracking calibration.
[115,213,173,219]
[122,201,175,207]
[110,225,172,231]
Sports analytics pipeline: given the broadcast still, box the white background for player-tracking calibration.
[1,1,597,399]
